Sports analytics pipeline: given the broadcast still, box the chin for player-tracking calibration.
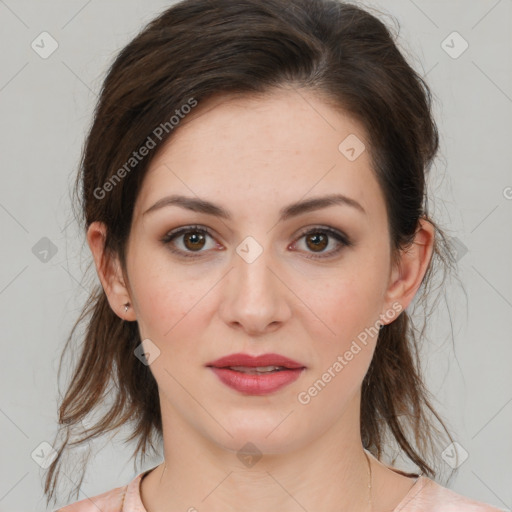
[208,417,305,457]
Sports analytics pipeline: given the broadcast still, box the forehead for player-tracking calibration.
[135,89,382,221]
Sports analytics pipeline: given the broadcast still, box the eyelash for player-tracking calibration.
[160,224,353,260]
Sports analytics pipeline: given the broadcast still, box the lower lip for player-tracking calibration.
[208,367,305,395]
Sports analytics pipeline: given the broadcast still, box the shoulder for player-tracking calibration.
[54,469,151,512]
[402,476,507,512]
[55,484,127,512]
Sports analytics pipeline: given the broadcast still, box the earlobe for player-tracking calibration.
[86,221,136,321]
[382,217,435,320]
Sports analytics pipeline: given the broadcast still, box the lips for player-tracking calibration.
[206,352,306,370]
[206,353,307,394]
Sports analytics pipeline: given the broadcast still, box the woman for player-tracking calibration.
[45,0,504,510]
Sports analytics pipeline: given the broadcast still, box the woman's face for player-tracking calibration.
[117,89,406,454]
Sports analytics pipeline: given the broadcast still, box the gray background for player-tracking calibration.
[0,0,511,511]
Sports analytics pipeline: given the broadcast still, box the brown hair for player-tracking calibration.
[45,0,461,507]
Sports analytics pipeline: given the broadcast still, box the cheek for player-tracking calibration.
[127,243,231,374]
[131,258,213,342]
[293,264,384,395]
[299,267,384,342]
[135,280,212,383]
[296,280,379,412]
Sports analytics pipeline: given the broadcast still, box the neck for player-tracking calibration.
[141,392,373,512]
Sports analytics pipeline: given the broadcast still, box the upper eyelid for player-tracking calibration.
[163,224,348,241]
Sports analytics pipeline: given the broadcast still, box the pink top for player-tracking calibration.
[56,467,506,512]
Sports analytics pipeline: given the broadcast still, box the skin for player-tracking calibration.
[87,88,434,512]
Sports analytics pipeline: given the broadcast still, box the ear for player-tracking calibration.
[86,221,137,321]
[381,217,435,323]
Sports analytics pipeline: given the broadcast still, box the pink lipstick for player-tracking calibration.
[206,353,306,395]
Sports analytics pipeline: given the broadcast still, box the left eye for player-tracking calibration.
[291,227,353,260]
[161,225,352,259]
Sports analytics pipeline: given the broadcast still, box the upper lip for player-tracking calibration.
[206,353,306,369]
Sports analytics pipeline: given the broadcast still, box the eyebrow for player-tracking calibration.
[143,193,366,221]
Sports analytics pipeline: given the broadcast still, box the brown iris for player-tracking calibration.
[183,231,206,251]
[305,232,328,252]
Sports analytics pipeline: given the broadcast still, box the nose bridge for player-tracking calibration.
[234,235,278,302]
[220,235,290,333]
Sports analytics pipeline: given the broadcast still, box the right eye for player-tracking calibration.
[160,225,220,258]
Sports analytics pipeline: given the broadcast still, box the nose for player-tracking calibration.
[218,242,292,336]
